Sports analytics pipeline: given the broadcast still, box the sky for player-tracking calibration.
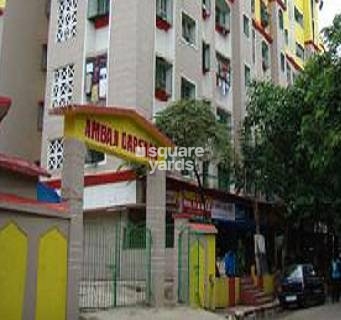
[319,0,341,30]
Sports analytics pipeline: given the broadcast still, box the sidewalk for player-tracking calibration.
[222,299,280,319]
[80,306,226,320]
[80,300,281,320]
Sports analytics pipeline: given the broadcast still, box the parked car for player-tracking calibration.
[279,263,326,308]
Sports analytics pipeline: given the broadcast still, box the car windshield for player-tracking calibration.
[284,265,303,279]
[303,264,316,277]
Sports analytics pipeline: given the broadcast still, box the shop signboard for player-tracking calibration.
[178,191,212,216]
[211,200,235,221]
[52,106,173,165]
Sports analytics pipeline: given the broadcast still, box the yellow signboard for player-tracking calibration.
[51,106,173,165]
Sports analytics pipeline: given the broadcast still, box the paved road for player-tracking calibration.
[277,303,341,320]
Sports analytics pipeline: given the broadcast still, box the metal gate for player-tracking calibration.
[178,227,206,307]
[178,226,190,304]
[79,220,152,311]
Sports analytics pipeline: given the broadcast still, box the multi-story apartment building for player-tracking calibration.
[41,0,322,191]
[0,0,49,162]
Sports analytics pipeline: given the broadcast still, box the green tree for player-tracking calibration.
[155,99,232,215]
[239,14,341,265]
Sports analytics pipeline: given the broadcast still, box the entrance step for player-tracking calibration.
[240,277,274,306]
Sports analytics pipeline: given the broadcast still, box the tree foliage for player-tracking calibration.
[155,99,232,209]
[240,15,341,229]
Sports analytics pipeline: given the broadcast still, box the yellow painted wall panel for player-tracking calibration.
[189,239,205,308]
[295,24,305,45]
[263,274,275,295]
[235,277,241,305]
[206,236,216,310]
[214,278,228,308]
[0,0,5,9]
[303,0,313,41]
[0,223,28,320]
[35,229,67,320]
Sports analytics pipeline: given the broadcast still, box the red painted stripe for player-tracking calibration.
[46,170,136,189]
[173,213,192,220]
[305,40,321,52]
[286,53,303,71]
[229,277,236,306]
[94,15,109,29]
[252,19,273,44]
[189,223,218,234]
[0,192,68,212]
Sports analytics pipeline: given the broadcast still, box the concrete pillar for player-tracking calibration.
[172,215,189,304]
[146,169,166,307]
[61,138,86,320]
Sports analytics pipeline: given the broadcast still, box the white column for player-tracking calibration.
[61,138,86,320]
[146,169,166,307]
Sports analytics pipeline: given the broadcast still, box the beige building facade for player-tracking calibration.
[0,0,49,162]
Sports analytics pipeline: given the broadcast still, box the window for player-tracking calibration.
[37,101,44,132]
[202,0,211,19]
[155,57,172,101]
[217,108,231,128]
[47,138,63,170]
[215,0,230,36]
[52,64,74,108]
[85,54,107,104]
[182,13,196,45]
[85,148,105,165]
[45,0,51,18]
[244,65,251,87]
[243,15,250,38]
[88,0,109,20]
[166,215,174,248]
[251,0,255,14]
[260,1,269,28]
[294,7,304,27]
[278,9,284,30]
[216,53,231,95]
[303,264,316,277]
[252,29,256,63]
[156,0,172,26]
[202,161,210,188]
[286,62,292,84]
[284,29,289,45]
[218,164,230,191]
[202,42,210,73]
[181,77,196,100]
[41,44,48,71]
[56,0,78,43]
[280,53,285,72]
[261,41,270,72]
[296,42,305,59]
[284,265,303,279]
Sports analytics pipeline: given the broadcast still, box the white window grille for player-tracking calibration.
[47,138,64,170]
[52,64,74,108]
[56,0,78,43]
